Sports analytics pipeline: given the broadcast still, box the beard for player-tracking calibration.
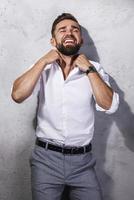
[56,43,81,56]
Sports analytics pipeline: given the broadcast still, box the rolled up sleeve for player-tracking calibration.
[96,92,119,114]
[91,61,119,114]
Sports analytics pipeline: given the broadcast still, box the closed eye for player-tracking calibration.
[60,29,66,33]
[73,29,79,32]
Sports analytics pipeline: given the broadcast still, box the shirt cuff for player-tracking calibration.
[96,92,119,114]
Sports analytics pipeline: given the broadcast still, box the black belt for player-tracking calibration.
[36,139,92,155]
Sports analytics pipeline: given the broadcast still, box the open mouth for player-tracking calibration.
[65,39,75,44]
[63,37,76,45]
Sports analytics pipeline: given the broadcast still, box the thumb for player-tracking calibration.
[56,50,63,65]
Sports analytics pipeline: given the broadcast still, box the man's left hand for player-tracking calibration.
[73,54,93,72]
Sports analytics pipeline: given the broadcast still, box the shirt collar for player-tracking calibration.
[53,61,81,75]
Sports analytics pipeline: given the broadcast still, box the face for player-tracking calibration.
[51,19,83,56]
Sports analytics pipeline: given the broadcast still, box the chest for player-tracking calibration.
[43,70,93,107]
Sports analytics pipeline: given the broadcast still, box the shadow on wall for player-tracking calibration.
[93,75,134,200]
[110,76,134,151]
[79,26,100,62]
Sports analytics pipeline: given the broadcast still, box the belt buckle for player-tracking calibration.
[62,147,70,154]
[71,147,77,154]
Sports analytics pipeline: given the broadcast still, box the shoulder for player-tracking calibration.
[41,62,57,81]
[43,62,58,73]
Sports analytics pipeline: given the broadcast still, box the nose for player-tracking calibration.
[66,28,73,35]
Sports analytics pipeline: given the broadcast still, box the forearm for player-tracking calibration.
[12,49,61,103]
[11,58,47,103]
[87,72,113,110]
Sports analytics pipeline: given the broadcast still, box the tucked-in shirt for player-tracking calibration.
[35,61,119,146]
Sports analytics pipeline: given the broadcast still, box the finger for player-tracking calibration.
[55,50,63,64]
[70,54,79,66]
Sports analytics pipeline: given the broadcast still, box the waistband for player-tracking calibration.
[36,138,92,155]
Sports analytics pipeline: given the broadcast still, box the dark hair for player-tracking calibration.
[51,13,81,36]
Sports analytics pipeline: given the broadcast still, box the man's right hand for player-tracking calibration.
[41,49,62,66]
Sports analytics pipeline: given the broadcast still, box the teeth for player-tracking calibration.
[65,39,74,43]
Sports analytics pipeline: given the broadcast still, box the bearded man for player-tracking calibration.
[11,13,119,200]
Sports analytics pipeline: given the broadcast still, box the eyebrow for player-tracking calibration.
[57,25,80,31]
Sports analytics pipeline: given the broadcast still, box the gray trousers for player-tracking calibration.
[30,144,103,200]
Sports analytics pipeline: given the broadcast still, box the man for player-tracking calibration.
[11,13,119,200]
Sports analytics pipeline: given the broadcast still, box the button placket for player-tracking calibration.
[62,83,68,136]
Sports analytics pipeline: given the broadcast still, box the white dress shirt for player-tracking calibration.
[35,61,119,146]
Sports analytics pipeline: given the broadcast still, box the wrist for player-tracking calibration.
[38,57,48,66]
[85,65,97,75]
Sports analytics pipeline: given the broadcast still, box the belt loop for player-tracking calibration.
[45,142,48,150]
[62,144,65,154]
[71,148,74,154]
[83,146,86,153]
[62,148,64,154]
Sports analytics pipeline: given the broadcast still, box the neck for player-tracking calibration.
[59,54,77,70]
[56,53,78,80]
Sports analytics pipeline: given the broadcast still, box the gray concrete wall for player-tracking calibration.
[0,0,134,200]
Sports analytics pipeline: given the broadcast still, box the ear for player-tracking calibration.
[50,38,56,47]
